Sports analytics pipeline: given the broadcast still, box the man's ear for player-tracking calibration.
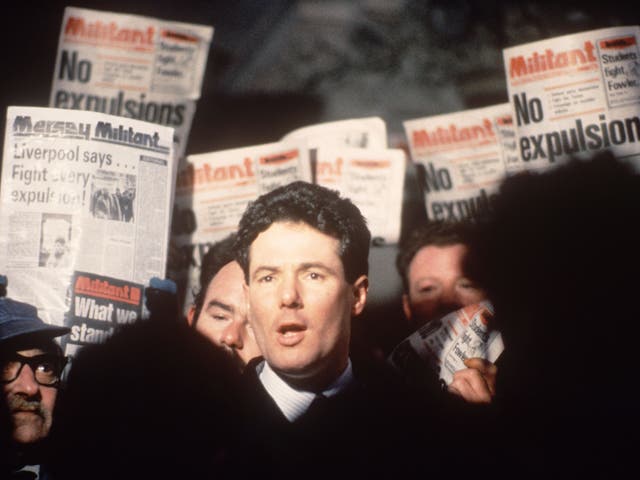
[351,275,369,316]
[402,294,412,321]
[187,305,196,327]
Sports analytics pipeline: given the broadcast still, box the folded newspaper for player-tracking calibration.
[389,301,504,385]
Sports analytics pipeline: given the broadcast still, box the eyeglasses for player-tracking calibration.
[1,352,68,386]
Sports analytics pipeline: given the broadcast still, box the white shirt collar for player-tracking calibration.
[257,359,354,422]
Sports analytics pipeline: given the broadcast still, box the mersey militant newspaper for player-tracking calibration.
[50,7,213,159]
[504,26,640,172]
[0,107,176,355]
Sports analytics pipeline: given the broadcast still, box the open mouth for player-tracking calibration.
[277,323,306,346]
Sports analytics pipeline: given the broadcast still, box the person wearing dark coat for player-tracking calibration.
[232,181,449,477]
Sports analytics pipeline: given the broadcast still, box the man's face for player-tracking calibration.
[403,244,486,327]
[245,222,367,388]
[2,348,58,444]
[189,261,261,366]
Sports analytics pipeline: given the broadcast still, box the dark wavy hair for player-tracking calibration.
[396,221,473,292]
[235,181,371,283]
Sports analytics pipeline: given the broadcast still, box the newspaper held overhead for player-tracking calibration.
[281,117,388,150]
[281,117,405,243]
[316,147,405,244]
[404,104,516,222]
[388,301,504,385]
[50,7,214,159]
[173,140,312,314]
[504,26,640,173]
[0,107,176,356]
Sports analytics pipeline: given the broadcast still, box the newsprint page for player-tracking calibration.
[0,106,176,356]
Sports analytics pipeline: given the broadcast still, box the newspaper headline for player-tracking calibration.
[404,104,517,222]
[0,106,176,355]
[504,25,640,172]
[49,6,213,159]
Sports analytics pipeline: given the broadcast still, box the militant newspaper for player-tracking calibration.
[504,25,640,172]
[49,6,213,159]
[281,117,388,150]
[173,140,312,313]
[388,302,504,385]
[0,107,176,356]
[404,104,516,222]
[315,147,405,244]
[282,117,406,243]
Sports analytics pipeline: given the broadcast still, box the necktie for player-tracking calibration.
[301,393,329,423]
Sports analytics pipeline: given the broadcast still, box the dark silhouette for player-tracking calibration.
[466,152,640,477]
[49,317,243,480]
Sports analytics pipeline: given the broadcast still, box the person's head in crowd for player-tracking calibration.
[465,152,640,474]
[0,298,68,446]
[50,317,243,480]
[396,221,486,329]
[188,234,261,367]
[235,181,370,391]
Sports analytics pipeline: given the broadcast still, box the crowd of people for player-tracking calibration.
[2,151,639,478]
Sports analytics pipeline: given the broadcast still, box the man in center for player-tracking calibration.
[235,181,369,411]
[234,181,438,475]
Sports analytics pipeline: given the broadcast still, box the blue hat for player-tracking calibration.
[0,297,70,343]
[148,277,177,294]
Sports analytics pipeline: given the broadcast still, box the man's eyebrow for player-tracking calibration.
[204,299,234,313]
[251,265,279,277]
[299,262,337,274]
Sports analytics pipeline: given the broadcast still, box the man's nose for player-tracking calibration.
[279,273,302,308]
[11,364,40,397]
[221,320,243,349]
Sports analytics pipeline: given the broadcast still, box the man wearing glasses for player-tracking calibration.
[1,295,69,478]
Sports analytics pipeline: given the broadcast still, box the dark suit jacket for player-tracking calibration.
[236,357,448,478]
